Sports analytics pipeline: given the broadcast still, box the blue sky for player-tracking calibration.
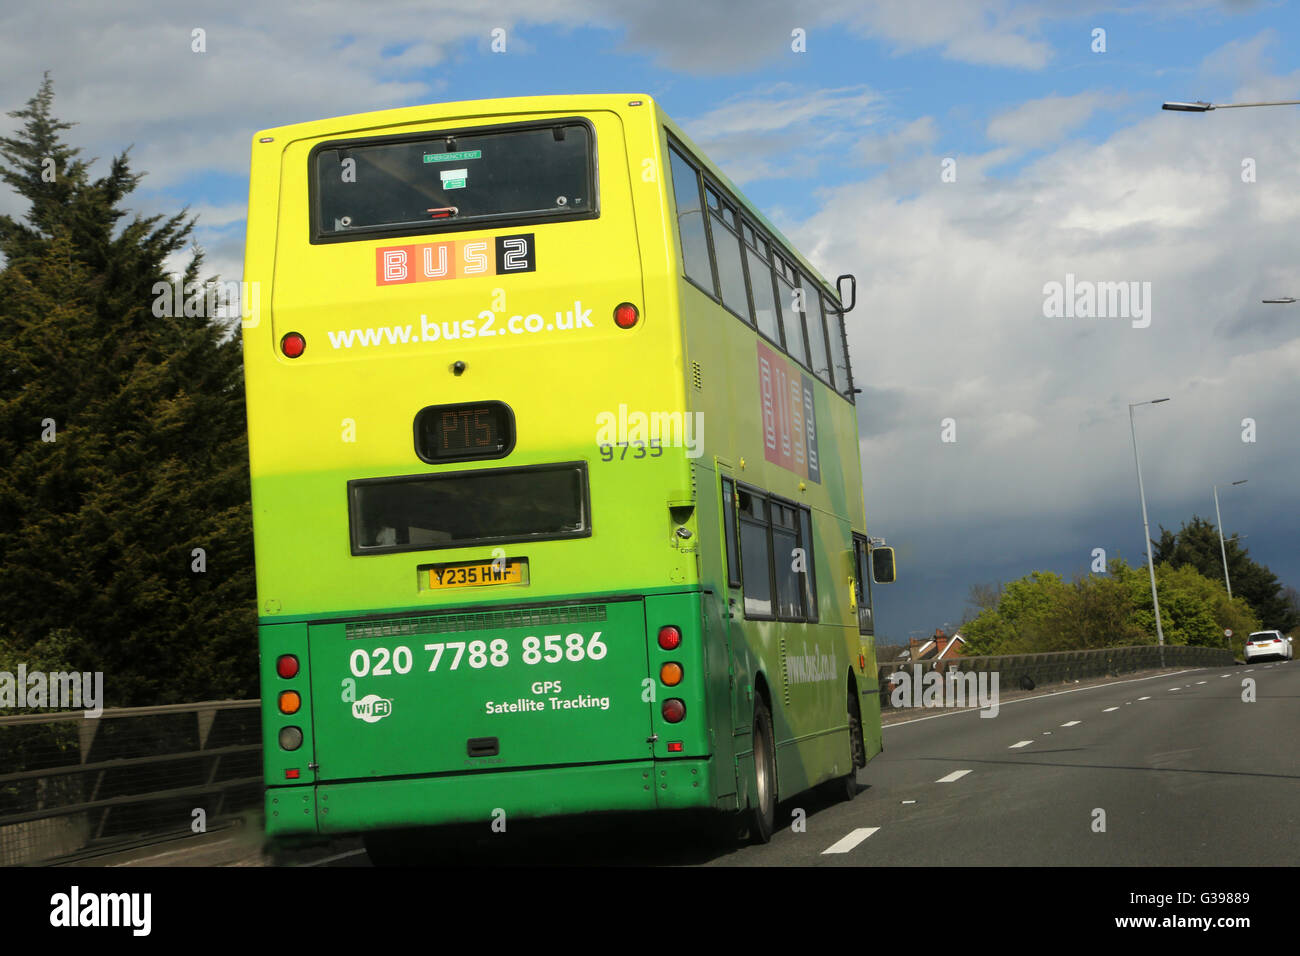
[2,0,1298,641]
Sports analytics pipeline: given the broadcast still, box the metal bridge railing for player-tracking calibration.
[0,699,261,866]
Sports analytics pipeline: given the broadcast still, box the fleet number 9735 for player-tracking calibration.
[348,632,606,677]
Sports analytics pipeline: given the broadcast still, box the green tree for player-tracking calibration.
[1153,515,1295,632]
[959,558,1258,657]
[0,76,255,705]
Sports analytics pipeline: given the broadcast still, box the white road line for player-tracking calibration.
[1138,696,1150,701]
[1220,674,1230,678]
[1009,740,1033,748]
[822,827,879,854]
[1168,687,1180,691]
[901,800,917,804]
[1103,706,1119,712]
[1196,681,1207,685]
[1061,720,1081,727]
[301,848,368,867]
[936,770,972,783]
[111,837,239,867]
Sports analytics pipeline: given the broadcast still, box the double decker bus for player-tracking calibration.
[242,94,896,861]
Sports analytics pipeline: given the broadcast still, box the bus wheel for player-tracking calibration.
[747,697,777,844]
[827,688,864,802]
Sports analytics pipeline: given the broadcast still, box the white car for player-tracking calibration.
[1245,630,1293,662]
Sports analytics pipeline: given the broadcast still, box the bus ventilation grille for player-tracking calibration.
[780,637,791,705]
[346,604,607,640]
[691,361,703,391]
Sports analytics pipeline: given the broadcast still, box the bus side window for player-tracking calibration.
[721,478,741,588]
[852,534,873,634]
[668,147,715,294]
[797,506,817,621]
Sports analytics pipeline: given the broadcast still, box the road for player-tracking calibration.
[288,659,1297,866]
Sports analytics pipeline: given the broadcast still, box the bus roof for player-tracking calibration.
[251,93,841,303]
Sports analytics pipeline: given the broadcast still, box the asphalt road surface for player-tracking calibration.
[289,659,1297,866]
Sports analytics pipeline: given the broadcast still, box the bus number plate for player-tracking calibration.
[428,561,523,589]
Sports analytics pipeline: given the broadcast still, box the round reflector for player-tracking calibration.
[660,662,683,686]
[658,625,682,650]
[281,332,306,358]
[278,726,304,751]
[613,302,639,329]
[278,690,301,715]
[276,655,299,679]
[662,698,686,723]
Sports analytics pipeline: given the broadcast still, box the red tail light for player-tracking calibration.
[280,332,306,358]
[613,302,639,329]
[658,625,681,650]
[276,655,299,679]
[662,699,686,722]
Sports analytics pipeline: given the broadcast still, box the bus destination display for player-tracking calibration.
[414,401,514,463]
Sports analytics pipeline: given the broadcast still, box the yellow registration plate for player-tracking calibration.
[428,561,523,589]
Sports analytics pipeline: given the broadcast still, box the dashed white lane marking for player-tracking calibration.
[936,770,972,783]
[301,848,368,867]
[1061,720,1081,726]
[1220,674,1230,678]
[1009,740,1033,748]
[1138,696,1151,701]
[822,827,879,854]
[902,800,917,804]
[1196,681,1207,685]
[1103,706,1119,712]
[1168,687,1180,691]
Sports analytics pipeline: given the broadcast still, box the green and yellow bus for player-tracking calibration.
[242,93,895,859]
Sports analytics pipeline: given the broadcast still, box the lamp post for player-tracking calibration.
[1130,398,1170,660]
[1213,480,1248,598]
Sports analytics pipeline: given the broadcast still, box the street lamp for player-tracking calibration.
[1213,480,1247,598]
[1130,398,1170,659]
[1162,99,1300,112]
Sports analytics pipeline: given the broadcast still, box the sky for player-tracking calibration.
[1,0,1298,642]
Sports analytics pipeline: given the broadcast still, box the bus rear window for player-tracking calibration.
[349,463,590,554]
[312,119,595,242]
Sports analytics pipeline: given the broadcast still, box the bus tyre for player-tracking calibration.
[747,697,777,844]
[825,689,864,803]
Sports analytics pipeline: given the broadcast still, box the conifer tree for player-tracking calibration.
[0,75,255,705]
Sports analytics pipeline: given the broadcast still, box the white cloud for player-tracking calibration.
[676,84,884,183]
[987,91,1116,148]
